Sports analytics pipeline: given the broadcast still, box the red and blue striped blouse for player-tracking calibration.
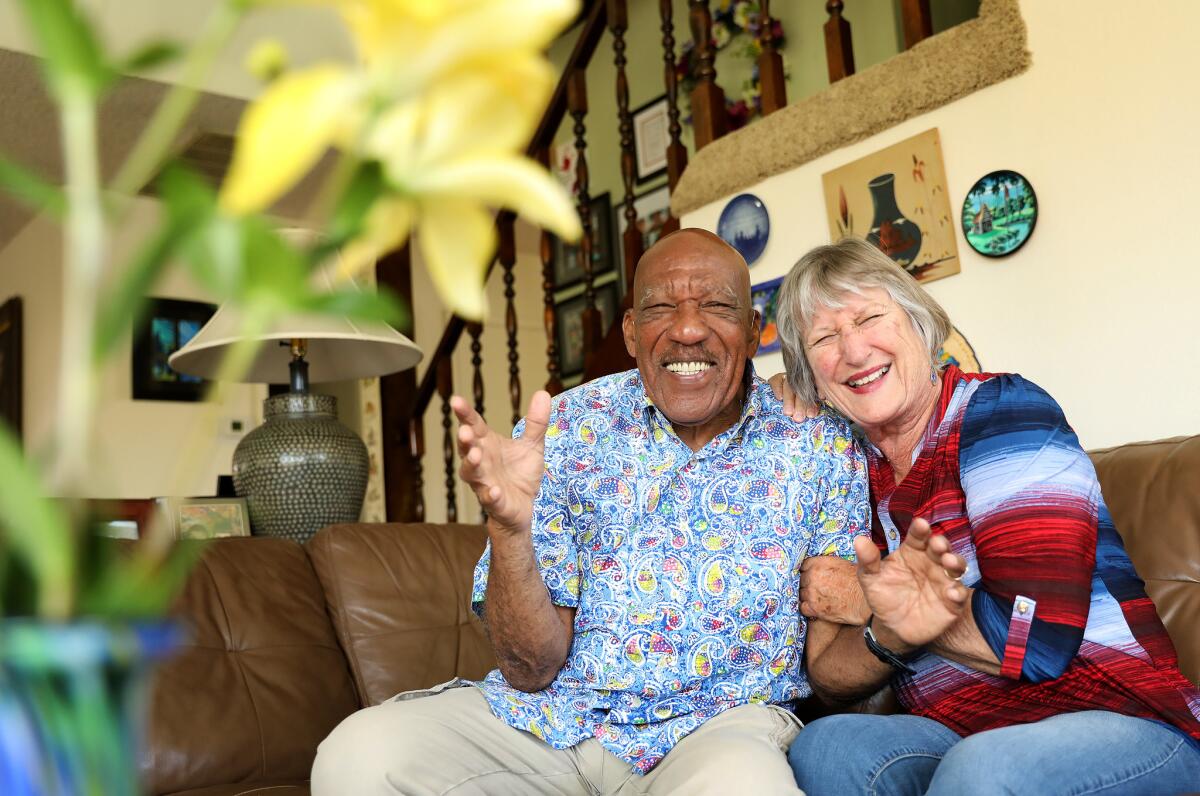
[867,366,1200,743]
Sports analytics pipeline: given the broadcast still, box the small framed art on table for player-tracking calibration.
[156,497,251,540]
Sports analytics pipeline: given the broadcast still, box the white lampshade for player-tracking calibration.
[168,305,422,383]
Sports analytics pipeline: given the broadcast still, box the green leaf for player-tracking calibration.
[117,40,182,73]
[0,425,75,618]
[76,537,206,618]
[16,0,115,98]
[313,160,386,260]
[304,285,408,327]
[0,156,65,217]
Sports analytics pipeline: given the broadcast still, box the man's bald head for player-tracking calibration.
[633,228,751,315]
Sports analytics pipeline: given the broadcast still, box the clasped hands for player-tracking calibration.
[806,518,969,651]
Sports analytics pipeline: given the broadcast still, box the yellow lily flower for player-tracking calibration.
[221,0,582,319]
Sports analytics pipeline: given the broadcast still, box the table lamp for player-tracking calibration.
[169,299,421,543]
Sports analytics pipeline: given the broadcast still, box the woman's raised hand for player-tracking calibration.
[767,372,821,420]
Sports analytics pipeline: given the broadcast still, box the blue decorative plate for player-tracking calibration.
[717,193,770,266]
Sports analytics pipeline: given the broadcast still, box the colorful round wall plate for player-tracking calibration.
[961,170,1038,257]
[717,193,770,266]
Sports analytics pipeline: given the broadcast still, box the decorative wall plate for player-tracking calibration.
[717,193,770,266]
[961,170,1038,257]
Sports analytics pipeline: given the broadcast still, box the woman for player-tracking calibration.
[773,237,1200,794]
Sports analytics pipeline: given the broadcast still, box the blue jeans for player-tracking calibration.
[788,711,1200,795]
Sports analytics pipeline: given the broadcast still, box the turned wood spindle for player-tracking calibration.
[687,0,728,150]
[609,0,643,289]
[536,147,564,396]
[757,0,787,116]
[436,357,457,522]
[568,68,602,359]
[498,214,521,428]
[824,0,856,84]
[467,321,484,416]
[658,0,688,238]
[900,0,933,50]
[407,416,425,522]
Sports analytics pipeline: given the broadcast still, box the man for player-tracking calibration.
[312,228,869,794]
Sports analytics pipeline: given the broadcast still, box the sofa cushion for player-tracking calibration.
[1090,435,1200,685]
[141,538,359,795]
[307,523,496,706]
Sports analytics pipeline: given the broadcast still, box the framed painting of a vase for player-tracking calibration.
[821,128,960,284]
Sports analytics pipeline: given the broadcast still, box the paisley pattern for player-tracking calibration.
[472,369,868,773]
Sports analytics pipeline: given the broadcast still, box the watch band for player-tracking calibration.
[863,614,918,675]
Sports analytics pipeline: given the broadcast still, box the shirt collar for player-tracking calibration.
[638,361,762,447]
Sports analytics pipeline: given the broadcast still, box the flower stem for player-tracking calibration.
[109,0,244,202]
[49,88,104,517]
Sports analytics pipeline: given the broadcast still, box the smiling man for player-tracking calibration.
[312,229,870,795]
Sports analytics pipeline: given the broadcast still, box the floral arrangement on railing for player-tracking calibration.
[675,0,789,130]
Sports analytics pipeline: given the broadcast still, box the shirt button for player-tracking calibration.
[1017,601,1029,615]
[888,530,897,539]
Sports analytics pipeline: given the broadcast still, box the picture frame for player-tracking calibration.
[554,192,615,289]
[155,496,251,540]
[555,280,621,378]
[821,128,960,284]
[632,95,669,184]
[131,298,216,402]
[750,276,784,356]
[0,296,22,437]
[632,184,672,253]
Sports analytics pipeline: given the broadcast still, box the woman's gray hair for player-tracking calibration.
[775,237,952,404]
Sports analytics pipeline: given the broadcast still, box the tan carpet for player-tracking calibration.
[670,0,1031,217]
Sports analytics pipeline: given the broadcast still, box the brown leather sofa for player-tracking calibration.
[139,435,1200,795]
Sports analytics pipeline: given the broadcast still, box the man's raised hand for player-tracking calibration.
[452,390,552,537]
[854,518,969,649]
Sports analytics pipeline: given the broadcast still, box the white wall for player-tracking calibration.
[0,198,264,498]
[682,0,1200,449]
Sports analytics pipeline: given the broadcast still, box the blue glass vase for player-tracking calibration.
[0,621,182,796]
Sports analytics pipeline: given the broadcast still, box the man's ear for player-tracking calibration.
[622,309,637,358]
[746,308,761,358]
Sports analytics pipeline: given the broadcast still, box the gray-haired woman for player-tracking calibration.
[774,237,1200,794]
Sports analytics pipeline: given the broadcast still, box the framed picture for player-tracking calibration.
[821,128,960,284]
[750,276,783,355]
[131,298,216,401]
[555,280,621,377]
[554,192,615,289]
[0,296,22,437]
[633,185,672,252]
[632,95,669,184]
[156,496,251,540]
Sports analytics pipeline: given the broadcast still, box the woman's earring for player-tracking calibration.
[930,366,938,384]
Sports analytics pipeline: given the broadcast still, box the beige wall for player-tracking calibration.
[682,0,1200,449]
[0,197,265,499]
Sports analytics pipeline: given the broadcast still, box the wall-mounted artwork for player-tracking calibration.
[554,192,615,289]
[822,128,960,283]
[555,281,621,378]
[132,298,216,401]
[717,193,770,267]
[0,296,22,437]
[938,326,981,373]
[750,276,783,356]
[961,170,1038,257]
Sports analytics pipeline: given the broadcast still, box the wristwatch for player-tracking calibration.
[863,614,919,675]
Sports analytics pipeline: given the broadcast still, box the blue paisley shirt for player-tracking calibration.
[471,368,869,773]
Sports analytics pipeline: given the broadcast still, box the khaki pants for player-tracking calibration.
[311,682,805,795]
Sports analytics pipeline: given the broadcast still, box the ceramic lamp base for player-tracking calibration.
[233,392,367,544]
